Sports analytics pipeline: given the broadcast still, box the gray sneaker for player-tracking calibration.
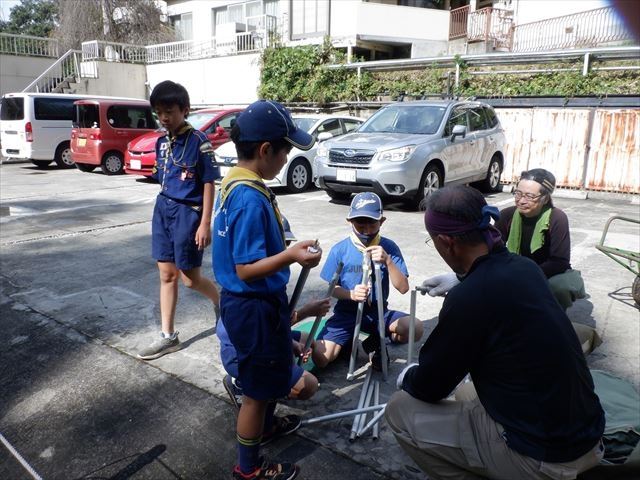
[137,333,181,360]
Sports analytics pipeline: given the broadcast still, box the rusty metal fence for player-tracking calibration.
[512,6,632,53]
[498,108,639,193]
[449,5,470,40]
[467,7,514,50]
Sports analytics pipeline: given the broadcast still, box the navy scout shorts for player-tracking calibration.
[317,309,408,346]
[219,330,304,393]
[151,194,203,270]
[220,289,293,401]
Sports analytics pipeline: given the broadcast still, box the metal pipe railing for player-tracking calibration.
[513,6,632,53]
[449,5,469,40]
[0,33,59,58]
[22,49,81,93]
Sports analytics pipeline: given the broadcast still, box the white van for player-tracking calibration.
[0,93,140,169]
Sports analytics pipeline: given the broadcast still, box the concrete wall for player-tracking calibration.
[71,62,147,99]
[0,55,57,95]
[145,53,261,105]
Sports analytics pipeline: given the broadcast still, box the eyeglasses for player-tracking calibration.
[425,236,434,247]
[512,190,543,201]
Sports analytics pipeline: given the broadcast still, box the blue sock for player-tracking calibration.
[263,402,277,434]
[237,434,261,474]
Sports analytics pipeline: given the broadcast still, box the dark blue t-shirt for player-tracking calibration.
[321,236,408,315]
[154,128,219,205]
[403,247,605,463]
[213,185,289,294]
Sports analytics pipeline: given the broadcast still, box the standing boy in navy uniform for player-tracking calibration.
[138,80,221,360]
[213,100,321,480]
[312,192,424,370]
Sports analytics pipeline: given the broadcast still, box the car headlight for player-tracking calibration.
[378,145,416,162]
[317,146,329,158]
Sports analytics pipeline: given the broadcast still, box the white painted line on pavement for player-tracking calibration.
[297,193,330,202]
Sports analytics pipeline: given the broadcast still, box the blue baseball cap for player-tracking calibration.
[347,192,383,221]
[236,100,315,151]
[282,215,296,242]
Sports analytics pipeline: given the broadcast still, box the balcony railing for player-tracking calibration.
[147,14,277,64]
[449,6,514,49]
[512,6,633,53]
[81,40,147,63]
[467,7,514,50]
[0,33,59,58]
[449,6,470,40]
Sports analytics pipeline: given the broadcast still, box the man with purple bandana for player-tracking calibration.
[385,185,604,480]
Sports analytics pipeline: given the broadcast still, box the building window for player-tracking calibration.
[290,0,330,39]
[170,12,193,41]
[212,0,279,36]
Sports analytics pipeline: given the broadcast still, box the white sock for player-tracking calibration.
[161,331,177,340]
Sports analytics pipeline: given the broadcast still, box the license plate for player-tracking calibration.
[78,138,86,147]
[130,159,141,170]
[336,168,356,182]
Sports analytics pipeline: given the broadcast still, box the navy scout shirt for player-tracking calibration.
[153,125,219,205]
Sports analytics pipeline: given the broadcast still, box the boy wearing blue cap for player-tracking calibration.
[219,217,330,414]
[138,80,221,360]
[213,100,321,480]
[312,192,424,370]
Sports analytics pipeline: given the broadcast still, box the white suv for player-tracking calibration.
[314,100,506,208]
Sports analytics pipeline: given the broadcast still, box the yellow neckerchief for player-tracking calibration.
[218,166,285,244]
[349,230,381,253]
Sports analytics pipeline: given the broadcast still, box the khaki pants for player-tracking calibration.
[385,386,603,480]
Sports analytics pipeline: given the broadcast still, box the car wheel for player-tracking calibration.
[101,152,124,175]
[480,155,502,193]
[286,158,311,193]
[31,160,51,168]
[54,142,74,168]
[414,164,443,210]
[325,189,352,202]
[75,163,96,173]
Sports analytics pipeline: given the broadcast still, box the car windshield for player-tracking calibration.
[188,111,220,130]
[359,105,446,135]
[293,117,316,133]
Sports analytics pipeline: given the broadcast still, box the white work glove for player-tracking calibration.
[421,273,460,297]
[396,363,418,389]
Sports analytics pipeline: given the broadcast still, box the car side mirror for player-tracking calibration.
[451,124,466,141]
[317,132,333,141]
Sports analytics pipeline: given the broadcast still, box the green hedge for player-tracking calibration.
[259,42,640,102]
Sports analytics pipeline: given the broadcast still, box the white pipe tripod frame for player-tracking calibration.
[347,253,371,381]
[373,262,388,381]
[298,262,344,366]
[350,368,372,440]
[372,380,381,439]
[301,403,386,426]
[358,404,386,438]
[408,288,417,364]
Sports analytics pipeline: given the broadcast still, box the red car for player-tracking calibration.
[124,108,243,177]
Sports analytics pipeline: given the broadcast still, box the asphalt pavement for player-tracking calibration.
[1,162,638,480]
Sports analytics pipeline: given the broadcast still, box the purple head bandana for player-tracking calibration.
[425,205,503,249]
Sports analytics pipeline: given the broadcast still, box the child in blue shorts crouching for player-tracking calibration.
[213,100,321,480]
[312,192,424,370]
